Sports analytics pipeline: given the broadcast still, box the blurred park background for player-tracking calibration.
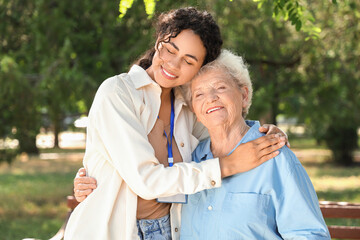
[0,0,359,239]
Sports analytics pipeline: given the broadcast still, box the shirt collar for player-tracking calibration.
[127,65,188,108]
[173,87,188,107]
[128,65,156,89]
[200,120,263,160]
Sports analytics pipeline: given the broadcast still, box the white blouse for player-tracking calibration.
[64,65,222,240]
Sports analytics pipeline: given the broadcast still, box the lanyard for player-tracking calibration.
[163,90,175,167]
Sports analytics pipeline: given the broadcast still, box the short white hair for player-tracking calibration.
[182,49,253,117]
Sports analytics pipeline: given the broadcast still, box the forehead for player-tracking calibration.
[163,30,206,59]
[191,69,234,89]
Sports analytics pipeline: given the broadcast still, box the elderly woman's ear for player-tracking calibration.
[241,86,250,108]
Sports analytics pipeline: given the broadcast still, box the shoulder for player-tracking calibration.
[89,73,138,117]
[96,73,133,96]
[274,146,302,174]
[192,138,211,163]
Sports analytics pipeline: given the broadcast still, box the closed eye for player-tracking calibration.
[184,59,193,65]
[166,47,174,54]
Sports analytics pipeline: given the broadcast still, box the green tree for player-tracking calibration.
[118,0,326,38]
[0,0,155,157]
[210,0,305,125]
[301,1,360,165]
[0,1,42,154]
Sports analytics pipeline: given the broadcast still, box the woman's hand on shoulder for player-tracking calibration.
[259,123,290,147]
[219,134,286,178]
[74,168,97,202]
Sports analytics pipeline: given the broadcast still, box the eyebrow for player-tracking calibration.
[169,42,199,62]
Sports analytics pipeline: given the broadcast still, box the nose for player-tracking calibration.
[206,90,219,103]
[167,55,181,70]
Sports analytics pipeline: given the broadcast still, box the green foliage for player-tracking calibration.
[0,53,40,156]
[119,0,135,18]
[119,0,155,19]
[1,0,154,155]
[1,0,358,166]
[117,0,334,38]
[301,0,360,165]
[323,126,358,165]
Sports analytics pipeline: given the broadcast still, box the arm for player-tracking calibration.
[219,134,285,178]
[275,149,330,239]
[75,109,288,200]
[74,133,285,201]
[86,77,221,200]
[193,119,287,178]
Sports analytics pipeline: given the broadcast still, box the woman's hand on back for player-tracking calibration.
[73,168,97,202]
[259,124,290,147]
[219,133,286,178]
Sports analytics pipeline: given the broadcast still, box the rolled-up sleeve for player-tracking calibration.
[275,149,331,239]
[87,77,221,200]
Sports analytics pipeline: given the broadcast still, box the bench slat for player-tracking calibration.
[328,226,360,240]
[320,205,360,218]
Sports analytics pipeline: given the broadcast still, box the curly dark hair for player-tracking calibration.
[137,7,223,69]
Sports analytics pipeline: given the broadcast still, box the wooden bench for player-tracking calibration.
[44,197,360,240]
[320,201,360,239]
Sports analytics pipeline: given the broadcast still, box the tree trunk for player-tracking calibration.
[324,125,358,166]
[17,131,38,154]
[53,119,61,148]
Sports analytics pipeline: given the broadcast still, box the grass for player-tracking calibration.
[0,151,83,240]
[291,137,360,236]
[0,140,360,240]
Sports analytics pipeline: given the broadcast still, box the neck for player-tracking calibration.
[210,119,249,158]
[145,65,173,102]
[160,87,172,102]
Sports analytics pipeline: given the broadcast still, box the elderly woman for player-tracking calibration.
[179,50,331,239]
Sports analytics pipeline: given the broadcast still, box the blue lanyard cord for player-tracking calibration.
[163,90,175,167]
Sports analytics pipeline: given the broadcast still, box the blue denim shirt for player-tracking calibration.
[180,121,330,240]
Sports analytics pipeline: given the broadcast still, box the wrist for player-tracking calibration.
[219,156,232,178]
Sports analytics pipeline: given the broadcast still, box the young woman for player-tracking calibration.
[65,8,287,240]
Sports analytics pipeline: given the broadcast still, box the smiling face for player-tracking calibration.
[191,69,249,129]
[147,29,206,89]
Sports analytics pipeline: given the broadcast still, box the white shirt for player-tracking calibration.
[64,65,222,240]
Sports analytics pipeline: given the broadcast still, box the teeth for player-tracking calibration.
[163,68,176,78]
[207,107,222,114]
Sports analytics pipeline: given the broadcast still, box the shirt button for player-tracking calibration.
[180,142,184,147]
[208,205,213,211]
[211,180,216,186]
[175,227,179,232]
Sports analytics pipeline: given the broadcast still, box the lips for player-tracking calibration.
[206,106,224,114]
[161,66,177,79]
